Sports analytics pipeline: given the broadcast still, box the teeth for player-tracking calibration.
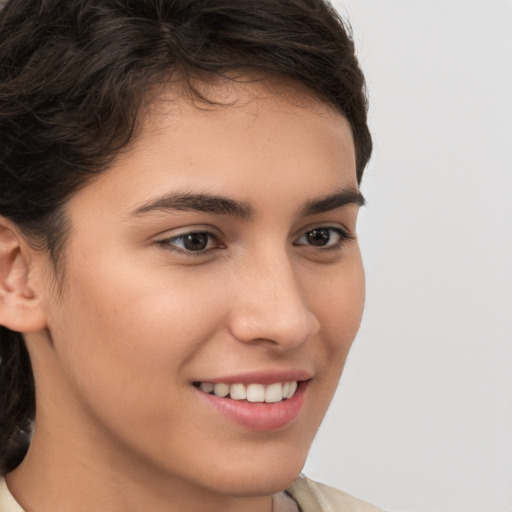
[198,381,299,402]
[286,381,297,399]
[213,383,230,398]
[265,383,283,403]
[200,382,214,393]
[230,383,247,400]
[246,383,265,402]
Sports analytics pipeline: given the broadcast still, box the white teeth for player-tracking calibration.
[230,383,247,400]
[286,381,297,399]
[246,383,265,402]
[213,383,230,398]
[198,381,299,402]
[265,382,283,403]
[200,382,214,393]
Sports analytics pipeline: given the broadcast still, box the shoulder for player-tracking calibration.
[0,478,24,512]
[286,474,384,512]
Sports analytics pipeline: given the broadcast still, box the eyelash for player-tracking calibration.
[156,226,354,257]
[156,231,225,256]
[292,226,353,250]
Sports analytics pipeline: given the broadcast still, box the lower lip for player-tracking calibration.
[195,382,308,431]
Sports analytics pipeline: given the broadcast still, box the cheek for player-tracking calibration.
[298,256,365,433]
[311,254,365,350]
[43,271,228,468]
[47,259,221,412]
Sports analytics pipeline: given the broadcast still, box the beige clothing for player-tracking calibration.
[287,474,383,512]
[0,479,20,512]
[0,474,383,512]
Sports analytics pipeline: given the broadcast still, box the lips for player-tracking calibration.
[193,372,310,430]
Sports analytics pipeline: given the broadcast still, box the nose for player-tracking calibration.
[228,250,320,350]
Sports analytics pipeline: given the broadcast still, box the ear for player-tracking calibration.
[0,217,47,333]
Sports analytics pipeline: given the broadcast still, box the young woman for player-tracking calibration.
[0,0,379,510]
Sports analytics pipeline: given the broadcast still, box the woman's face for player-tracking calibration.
[30,82,365,496]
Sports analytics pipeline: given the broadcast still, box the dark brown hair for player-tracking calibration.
[0,0,372,475]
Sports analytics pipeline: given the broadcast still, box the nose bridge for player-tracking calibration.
[229,246,319,348]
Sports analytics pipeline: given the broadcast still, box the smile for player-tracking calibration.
[194,381,298,403]
[194,379,308,430]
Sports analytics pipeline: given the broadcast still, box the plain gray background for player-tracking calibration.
[303,2,512,512]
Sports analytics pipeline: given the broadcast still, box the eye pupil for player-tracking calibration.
[306,228,330,246]
[183,233,208,251]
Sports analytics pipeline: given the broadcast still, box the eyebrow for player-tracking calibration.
[300,189,366,216]
[133,193,253,218]
[132,188,365,219]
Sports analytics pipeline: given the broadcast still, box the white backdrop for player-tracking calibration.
[303,2,512,512]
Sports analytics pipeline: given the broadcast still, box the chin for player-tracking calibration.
[203,447,307,497]
[213,470,302,498]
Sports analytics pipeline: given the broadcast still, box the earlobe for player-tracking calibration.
[0,218,47,333]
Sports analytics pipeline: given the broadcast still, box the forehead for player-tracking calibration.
[139,76,351,144]
[136,79,354,170]
[67,79,357,220]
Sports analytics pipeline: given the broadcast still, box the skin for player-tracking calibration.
[2,81,365,512]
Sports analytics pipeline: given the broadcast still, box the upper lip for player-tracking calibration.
[193,369,313,385]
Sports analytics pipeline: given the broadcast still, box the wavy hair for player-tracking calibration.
[0,0,371,475]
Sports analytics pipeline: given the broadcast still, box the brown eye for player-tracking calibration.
[294,227,349,249]
[305,228,331,246]
[182,232,209,251]
[158,231,224,255]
